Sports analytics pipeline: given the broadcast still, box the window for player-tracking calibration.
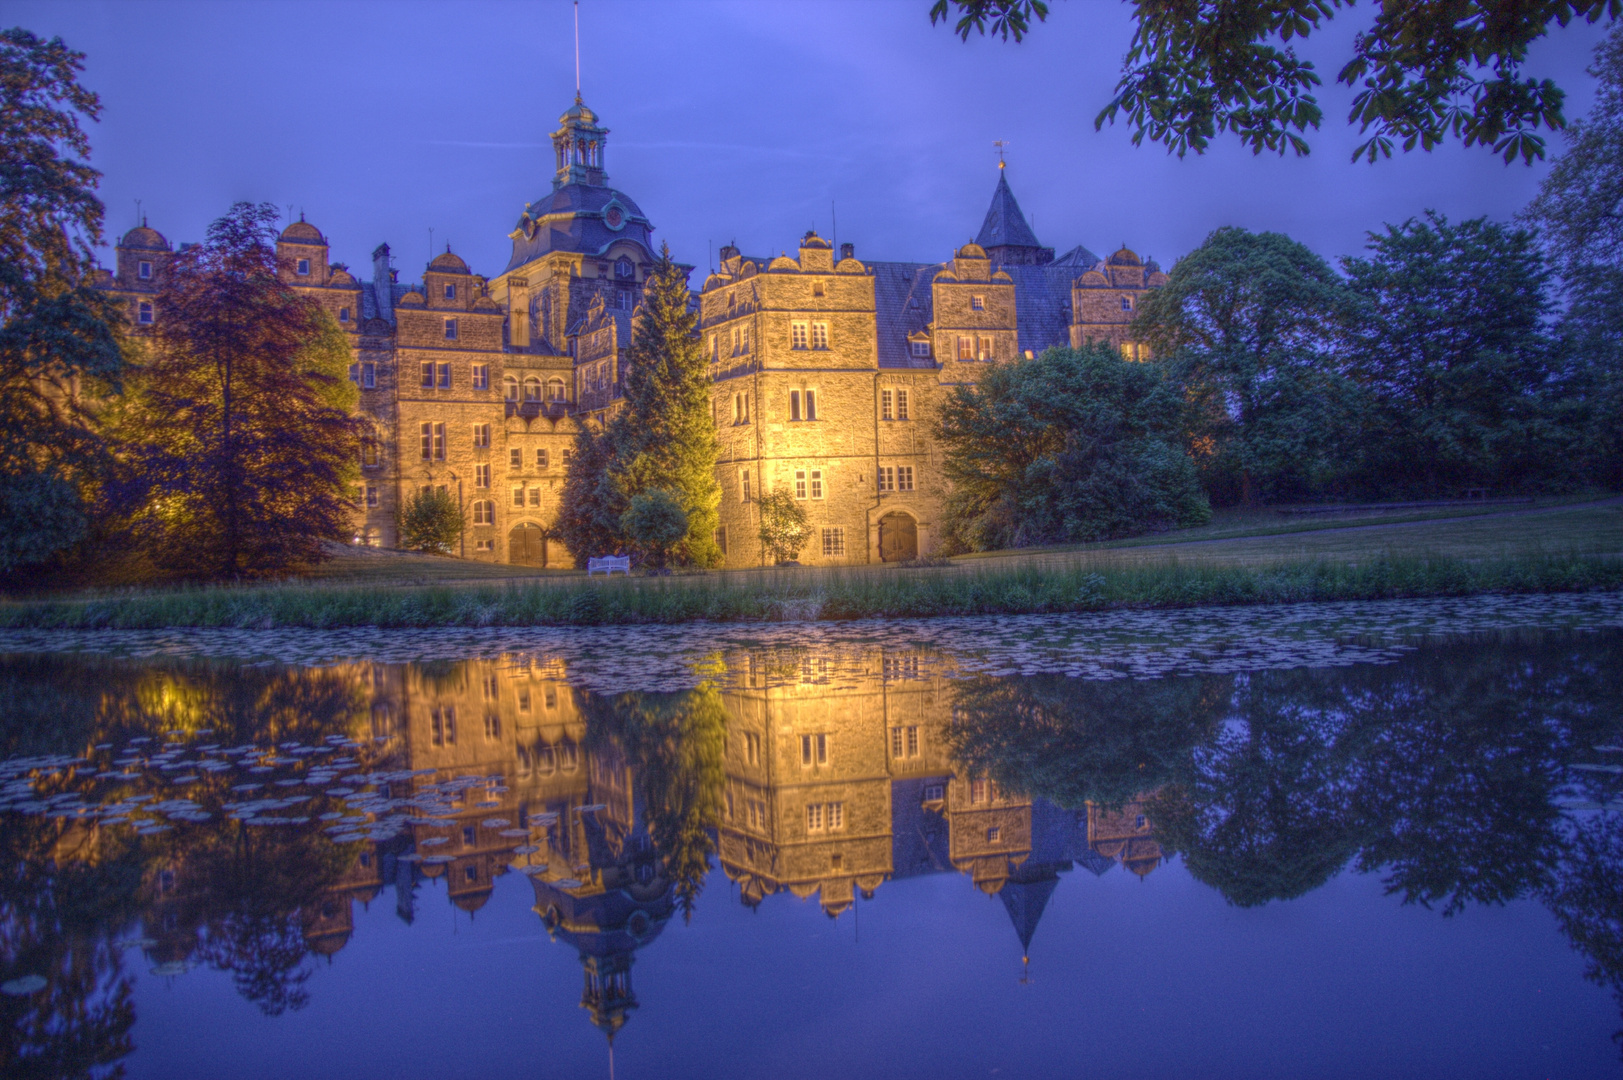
[536,448,549,469]
[349,362,360,384]
[1121,294,1134,311]
[365,485,379,507]
[890,725,920,759]
[138,260,152,280]
[740,325,750,353]
[431,706,456,747]
[524,377,541,403]
[474,464,490,489]
[809,470,823,499]
[296,258,310,276]
[715,525,727,554]
[740,470,751,502]
[462,826,475,846]
[970,778,989,804]
[811,322,828,349]
[911,340,930,358]
[957,335,973,360]
[790,390,801,422]
[807,803,822,831]
[733,392,750,423]
[512,487,524,507]
[420,362,434,388]
[971,294,985,310]
[799,733,828,766]
[923,783,945,802]
[821,527,845,556]
[339,306,350,323]
[813,280,825,298]
[805,389,817,420]
[709,334,718,361]
[978,336,994,361]
[362,362,375,388]
[617,288,632,310]
[362,440,378,467]
[562,449,572,467]
[484,715,501,740]
[420,422,445,461]
[509,448,522,469]
[878,466,894,492]
[1136,814,1148,829]
[444,318,458,340]
[528,487,540,507]
[791,322,808,350]
[806,802,843,831]
[794,470,807,500]
[504,375,519,401]
[615,256,634,279]
[137,300,153,325]
[548,377,565,402]
[471,364,489,390]
[472,500,493,525]
[897,465,914,491]
[472,423,490,448]
[743,731,761,764]
[828,802,843,829]
[896,389,909,420]
[881,389,893,420]
[436,362,451,388]
[987,826,1002,842]
[444,283,456,300]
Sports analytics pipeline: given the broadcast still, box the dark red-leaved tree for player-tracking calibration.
[123,201,359,577]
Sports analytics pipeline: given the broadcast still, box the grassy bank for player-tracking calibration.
[2,553,1619,630]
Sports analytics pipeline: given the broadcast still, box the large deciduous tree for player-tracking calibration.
[1340,211,1565,495]
[1132,226,1357,504]
[933,0,1613,162]
[119,202,361,577]
[934,343,1209,552]
[0,28,124,574]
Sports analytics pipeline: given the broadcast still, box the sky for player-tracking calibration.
[14,0,1611,283]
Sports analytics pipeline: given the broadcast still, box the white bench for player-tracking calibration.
[587,555,630,576]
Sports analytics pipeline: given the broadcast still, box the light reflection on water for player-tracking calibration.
[1,626,1621,1078]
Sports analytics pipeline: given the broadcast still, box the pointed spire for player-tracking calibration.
[998,868,1060,957]
[976,172,1042,251]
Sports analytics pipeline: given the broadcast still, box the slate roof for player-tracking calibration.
[869,260,940,368]
[975,172,1043,251]
[503,182,655,273]
[1001,265,1080,356]
[357,279,418,324]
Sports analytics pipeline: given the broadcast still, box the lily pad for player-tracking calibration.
[1,975,47,995]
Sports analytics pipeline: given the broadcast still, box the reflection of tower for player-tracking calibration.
[1086,795,1164,879]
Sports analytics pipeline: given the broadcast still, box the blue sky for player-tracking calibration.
[16,1,1609,281]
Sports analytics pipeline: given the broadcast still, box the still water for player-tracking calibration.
[2,602,1622,1078]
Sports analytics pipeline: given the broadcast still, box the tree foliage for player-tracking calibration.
[117,202,361,577]
[0,28,124,573]
[620,488,688,571]
[933,0,1614,162]
[1341,211,1565,494]
[755,489,811,564]
[398,487,464,554]
[557,246,721,568]
[934,344,1209,551]
[1134,226,1356,504]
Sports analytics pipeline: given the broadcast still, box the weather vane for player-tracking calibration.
[993,139,1009,168]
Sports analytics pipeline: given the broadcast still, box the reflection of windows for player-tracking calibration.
[463,826,476,846]
[483,674,499,700]
[340,307,350,324]
[743,731,760,765]
[799,733,828,767]
[524,377,541,403]
[365,485,378,508]
[431,706,456,746]
[970,778,988,804]
[536,745,556,775]
[559,741,578,772]
[517,689,530,712]
[544,686,557,709]
[890,725,920,759]
[484,715,500,740]
[421,422,445,461]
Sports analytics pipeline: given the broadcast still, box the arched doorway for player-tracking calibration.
[508,523,547,567]
[877,512,917,562]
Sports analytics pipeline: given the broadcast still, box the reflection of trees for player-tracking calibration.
[1548,815,1623,1051]
[947,674,1225,807]
[579,685,726,919]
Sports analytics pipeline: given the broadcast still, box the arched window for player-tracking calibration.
[523,377,541,403]
[547,377,565,402]
[503,375,519,401]
[615,256,633,279]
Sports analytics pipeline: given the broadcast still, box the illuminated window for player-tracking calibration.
[970,778,989,804]
[472,423,490,448]
[971,294,984,310]
[911,340,930,358]
[444,283,456,300]
[799,733,828,766]
[137,260,152,280]
[137,300,153,325]
[296,258,310,276]
[472,500,493,525]
[810,322,827,349]
[444,318,458,340]
[809,470,823,499]
[536,448,549,469]
[957,335,972,360]
[978,336,993,361]
[471,363,488,390]
[821,527,844,556]
[474,464,490,489]
[794,470,807,500]
[791,322,808,349]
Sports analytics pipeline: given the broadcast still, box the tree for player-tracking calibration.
[118,201,361,577]
[620,488,688,571]
[1523,26,1623,485]
[398,487,463,554]
[0,29,125,574]
[934,344,1209,551]
[1341,211,1565,495]
[1133,226,1357,504]
[756,490,810,564]
[934,0,1615,163]
[556,421,624,561]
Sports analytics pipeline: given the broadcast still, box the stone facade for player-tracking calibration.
[99,97,1166,568]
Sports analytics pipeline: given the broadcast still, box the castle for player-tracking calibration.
[100,95,1166,567]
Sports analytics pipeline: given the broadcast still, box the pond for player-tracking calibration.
[2,595,1622,1078]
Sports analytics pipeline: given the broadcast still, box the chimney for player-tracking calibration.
[840,242,854,261]
[371,243,393,324]
[719,243,740,263]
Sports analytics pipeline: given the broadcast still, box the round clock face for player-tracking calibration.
[605,206,624,229]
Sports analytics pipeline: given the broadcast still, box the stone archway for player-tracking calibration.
[508,523,547,567]
[877,512,918,563]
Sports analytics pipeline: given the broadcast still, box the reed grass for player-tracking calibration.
[2,553,1619,630]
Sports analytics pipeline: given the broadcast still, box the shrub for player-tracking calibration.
[399,488,464,554]
[757,490,810,564]
[620,488,689,570]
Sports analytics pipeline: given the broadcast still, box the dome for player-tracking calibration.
[957,242,987,259]
[453,889,492,913]
[120,224,170,251]
[280,219,325,244]
[1108,245,1143,267]
[561,94,597,125]
[428,249,470,274]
